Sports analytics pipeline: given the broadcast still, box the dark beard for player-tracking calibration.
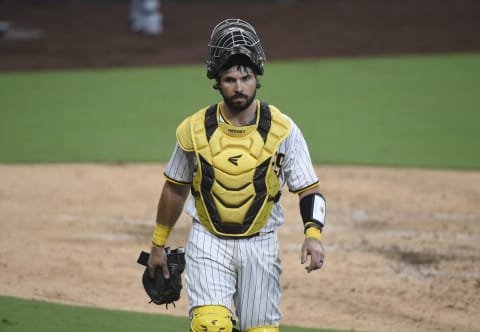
[222,91,256,112]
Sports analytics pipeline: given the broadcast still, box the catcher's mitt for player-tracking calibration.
[137,247,185,308]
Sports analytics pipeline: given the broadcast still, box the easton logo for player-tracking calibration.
[228,154,242,166]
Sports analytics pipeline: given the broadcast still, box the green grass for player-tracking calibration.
[0,295,189,332]
[0,295,343,332]
[0,53,479,168]
[262,53,480,169]
[0,65,213,163]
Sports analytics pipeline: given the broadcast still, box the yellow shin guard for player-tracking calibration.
[244,327,279,332]
[190,305,233,332]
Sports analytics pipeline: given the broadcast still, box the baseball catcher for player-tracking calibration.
[137,247,185,307]
[143,18,326,332]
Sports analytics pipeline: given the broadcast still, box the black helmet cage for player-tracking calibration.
[206,19,266,79]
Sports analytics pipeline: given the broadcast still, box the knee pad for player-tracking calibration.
[244,327,279,332]
[190,305,233,332]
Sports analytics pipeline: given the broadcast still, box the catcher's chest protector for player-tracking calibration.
[188,103,290,237]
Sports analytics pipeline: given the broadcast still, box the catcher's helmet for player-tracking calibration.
[206,18,266,79]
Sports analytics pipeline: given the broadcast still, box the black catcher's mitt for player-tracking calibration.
[137,247,185,307]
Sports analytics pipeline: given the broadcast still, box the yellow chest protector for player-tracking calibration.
[176,102,291,237]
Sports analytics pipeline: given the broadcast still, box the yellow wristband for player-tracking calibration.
[152,223,173,247]
[305,223,322,240]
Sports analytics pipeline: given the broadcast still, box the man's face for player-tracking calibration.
[218,65,257,112]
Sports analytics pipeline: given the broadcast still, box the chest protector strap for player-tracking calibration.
[190,102,291,237]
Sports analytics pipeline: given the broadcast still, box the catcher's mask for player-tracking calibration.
[206,18,266,79]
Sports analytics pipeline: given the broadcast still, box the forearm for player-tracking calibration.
[298,186,325,240]
[299,186,326,272]
[152,180,190,247]
[156,180,190,226]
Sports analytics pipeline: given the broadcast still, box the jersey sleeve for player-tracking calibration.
[163,142,195,184]
[282,119,319,193]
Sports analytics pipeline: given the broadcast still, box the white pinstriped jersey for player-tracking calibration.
[164,107,319,233]
[164,102,319,329]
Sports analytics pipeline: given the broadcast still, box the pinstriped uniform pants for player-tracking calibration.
[186,220,282,330]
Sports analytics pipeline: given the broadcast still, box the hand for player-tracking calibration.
[300,237,325,273]
[148,246,170,279]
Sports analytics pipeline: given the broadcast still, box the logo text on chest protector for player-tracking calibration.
[228,128,246,134]
[228,154,242,166]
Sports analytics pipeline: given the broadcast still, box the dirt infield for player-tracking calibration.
[1,164,479,332]
[1,1,480,331]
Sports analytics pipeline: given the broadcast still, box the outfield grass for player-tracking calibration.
[264,53,480,169]
[0,53,479,168]
[0,65,210,163]
[0,295,341,332]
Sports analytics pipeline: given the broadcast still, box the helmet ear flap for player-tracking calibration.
[206,19,266,79]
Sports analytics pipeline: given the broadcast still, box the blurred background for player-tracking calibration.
[1,0,479,72]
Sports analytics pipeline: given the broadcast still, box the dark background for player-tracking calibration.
[1,0,479,72]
